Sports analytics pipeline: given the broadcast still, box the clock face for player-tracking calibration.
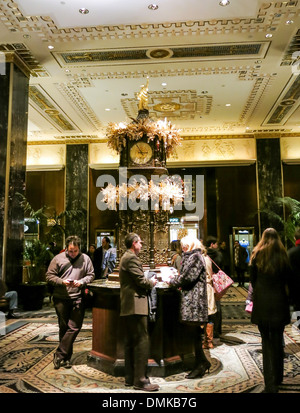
[130,142,153,165]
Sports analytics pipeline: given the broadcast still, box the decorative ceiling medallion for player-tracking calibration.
[45,109,60,115]
[153,102,181,112]
[122,90,212,121]
[280,99,296,106]
[146,48,173,59]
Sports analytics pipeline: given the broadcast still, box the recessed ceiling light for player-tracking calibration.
[148,4,159,10]
[48,45,54,49]
[79,8,89,14]
[286,20,294,24]
[219,0,230,6]
[161,82,167,86]
[105,108,111,111]
[225,103,231,107]
[265,33,273,38]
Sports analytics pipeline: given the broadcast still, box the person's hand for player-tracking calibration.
[73,280,82,287]
[151,276,158,286]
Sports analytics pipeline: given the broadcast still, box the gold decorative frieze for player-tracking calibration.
[88,138,256,169]
[0,43,49,77]
[265,74,300,125]
[55,42,266,67]
[26,144,65,169]
[29,86,76,131]
[281,136,300,162]
[167,138,256,166]
[56,83,103,131]
[89,143,119,168]
[122,90,212,121]
[0,0,291,43]
[281,29,300,67]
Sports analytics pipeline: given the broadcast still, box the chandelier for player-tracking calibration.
[101,176,186,213]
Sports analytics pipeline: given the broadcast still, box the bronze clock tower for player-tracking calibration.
[106,80,181,268]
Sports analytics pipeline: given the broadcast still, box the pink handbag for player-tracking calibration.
[210,258,234,300]
[245,302,253,313]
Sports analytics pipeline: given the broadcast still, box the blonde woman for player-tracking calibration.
[169,235,211,379]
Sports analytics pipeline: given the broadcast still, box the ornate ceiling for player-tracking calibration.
[1,0,300,145]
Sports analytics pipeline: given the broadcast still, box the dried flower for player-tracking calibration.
[106,118,181,158]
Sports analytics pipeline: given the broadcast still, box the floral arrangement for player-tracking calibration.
[101,176,186,211]
[106,117,181,158]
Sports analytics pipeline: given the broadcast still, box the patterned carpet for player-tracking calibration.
[0,285,299,395]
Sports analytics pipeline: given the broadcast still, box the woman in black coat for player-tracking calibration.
[249,228,292,393]
[169,235,210,379]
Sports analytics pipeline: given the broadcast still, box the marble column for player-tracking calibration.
[256,138,284,236]
[206,168,217,237]
[65,144,88,253]
[0,55,29,290]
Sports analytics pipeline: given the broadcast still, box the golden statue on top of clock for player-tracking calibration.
[119,79,167,176]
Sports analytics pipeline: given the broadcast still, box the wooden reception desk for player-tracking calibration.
[87,279,195,377]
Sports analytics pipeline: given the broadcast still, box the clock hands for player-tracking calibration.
[135,144,148,156]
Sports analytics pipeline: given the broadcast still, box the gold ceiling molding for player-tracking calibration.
[240,74,275,124]
[0,43,49,77]
[56,83,102,131]
[281,28,300,67]
[29,85,76,131]
[56,42,267,67]
[122,90,212,121]
[27,138,106,145]
[26,132,300,146]
[0,1,292,43]
[0,50,31,77]
[70,65,260,81]
[265,73,300,125]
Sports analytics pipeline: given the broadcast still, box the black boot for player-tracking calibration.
[187,326,211,379]
[6,310,20,319]
[187,360,211,379]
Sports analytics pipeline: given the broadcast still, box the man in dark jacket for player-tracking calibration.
[119,232,159,392]
[93,236,111,279]
[234,240,248,287]
[287,228,300,311]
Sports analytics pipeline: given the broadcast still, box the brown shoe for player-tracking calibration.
[133,383,159,392]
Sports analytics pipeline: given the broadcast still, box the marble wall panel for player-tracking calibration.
[256,138,284,234]
[0,62,28,289]
[65,144,88,252]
